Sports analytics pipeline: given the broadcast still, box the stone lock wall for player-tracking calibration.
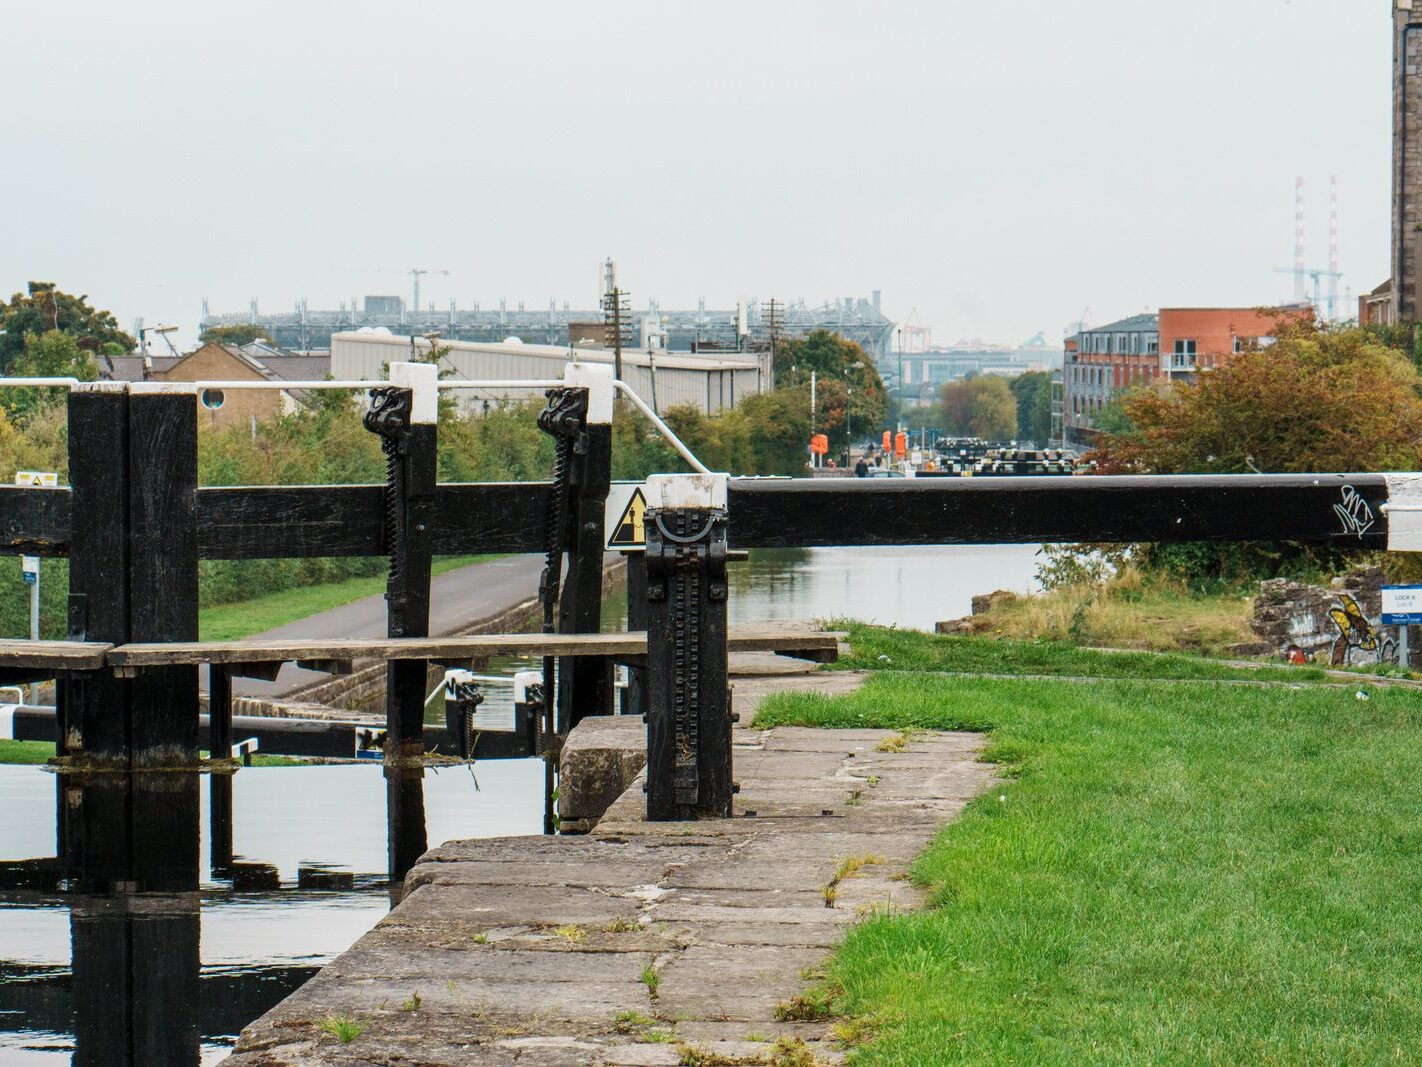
[1250,566,1400,666]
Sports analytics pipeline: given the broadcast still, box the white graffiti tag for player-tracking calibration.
[1334,485,1376,539]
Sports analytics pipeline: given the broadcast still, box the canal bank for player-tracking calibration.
[226,671,995,1066]
[0,547,1041,1060]
[222,554,627,718]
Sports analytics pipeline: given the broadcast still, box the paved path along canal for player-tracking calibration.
[227,673,995,1065]
[223,554,548,700]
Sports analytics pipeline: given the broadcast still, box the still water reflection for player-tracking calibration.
[726,545,1041,632]
[0,545,1040,1063]
[0,762,542,1064]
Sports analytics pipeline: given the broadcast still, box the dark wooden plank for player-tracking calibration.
[431,482,549,555]
[107,627,839,666]
[196,485,384,559]
[727,473,1393,549]
[0,485,71,557]
[127,390,200,763]
[0,639,111,669]
[66,386,131,761]
[195,482,550,559]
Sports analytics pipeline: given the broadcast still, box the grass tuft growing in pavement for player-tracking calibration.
[317,1013,367,1044]
[756,667,1422,1064]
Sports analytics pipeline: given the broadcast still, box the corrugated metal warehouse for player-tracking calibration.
[330,332,766,415]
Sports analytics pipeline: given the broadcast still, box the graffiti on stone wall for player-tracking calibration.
[1252,568,1400,666]
[1327,592,1397,666]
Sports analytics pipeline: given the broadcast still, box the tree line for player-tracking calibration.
[904,369,1053,445]
[1086,319,1422,587]
[0,283,888,637]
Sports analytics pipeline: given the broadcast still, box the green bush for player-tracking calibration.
[0,384,824,626]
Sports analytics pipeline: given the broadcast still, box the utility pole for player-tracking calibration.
[897,328,905,429]
[810,370,817,468]
[602,286,631,384]
[761,298,783,388]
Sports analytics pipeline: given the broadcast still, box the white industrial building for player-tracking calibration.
[330,332,766,415]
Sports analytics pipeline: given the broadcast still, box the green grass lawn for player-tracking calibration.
[756,642,1422,1063]
[0,738,56,764]
[198,554,497,640]
[831,620,1328,683]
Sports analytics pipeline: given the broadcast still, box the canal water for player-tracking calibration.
[0,546,1038,1063]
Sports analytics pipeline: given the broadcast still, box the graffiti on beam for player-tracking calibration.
[1334,485,1376,539]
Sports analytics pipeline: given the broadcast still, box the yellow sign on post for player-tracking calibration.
[605,485,647,550]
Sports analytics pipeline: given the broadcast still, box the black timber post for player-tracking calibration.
[127,385,201,766]
[643,474,733,821]
[208,664,232,758]
[386,764,427,901]
[365,362,438,764]
[621,551,648,717]
[65,771,201,1066]
[65,383,131,765]
[210,770,234,874]
[556,366,613,732]
[536,364,615,734]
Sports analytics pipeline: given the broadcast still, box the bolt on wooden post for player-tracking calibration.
[643,473,732,821]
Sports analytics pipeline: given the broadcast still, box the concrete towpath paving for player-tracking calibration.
[228,672,995,1066]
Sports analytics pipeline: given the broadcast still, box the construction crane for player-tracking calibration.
[901,307,932,354]
[409,268,450,315]
[1272,266,1343,320]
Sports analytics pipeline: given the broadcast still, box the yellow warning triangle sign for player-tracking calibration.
[608,487,647,548]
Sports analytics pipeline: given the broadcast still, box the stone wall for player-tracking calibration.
[1250,566,1400,666]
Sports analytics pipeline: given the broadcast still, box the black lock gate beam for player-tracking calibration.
[726,472,1401,550]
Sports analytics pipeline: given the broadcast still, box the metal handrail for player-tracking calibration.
[613,379,711,475]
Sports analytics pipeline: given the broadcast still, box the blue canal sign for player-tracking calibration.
[1381,585,1422,625]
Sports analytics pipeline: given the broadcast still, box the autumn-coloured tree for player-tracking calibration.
[1090,324,1422,586]
[939,374,1018,440]
[1093,324,1422,475]
[0,282,134,370]
[775,330,887,447]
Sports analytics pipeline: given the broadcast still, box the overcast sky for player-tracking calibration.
[0,0,1390,349]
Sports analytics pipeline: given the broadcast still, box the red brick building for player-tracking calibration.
[1157,306,1306,378]
[1060,304,1310,446]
